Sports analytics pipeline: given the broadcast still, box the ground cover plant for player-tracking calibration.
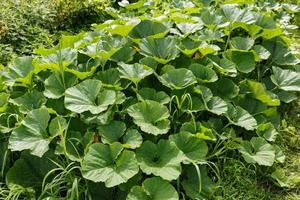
[0,0,300,199]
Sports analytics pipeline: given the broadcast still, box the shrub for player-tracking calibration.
[0,0,299,199]
[0,0,111,65]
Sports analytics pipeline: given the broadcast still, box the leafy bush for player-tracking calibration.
[0,0,300,199]
[0,0,111,65]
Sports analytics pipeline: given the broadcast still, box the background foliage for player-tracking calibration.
[0,0,111,65]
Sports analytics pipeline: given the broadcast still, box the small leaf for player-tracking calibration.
[239,137,275,166]
[274,145,285,163]
[97,68,123,89]
[4,56,34,85]
[271,168,289,187]
[0,93,9,112]
[256,123,279,142]
[127,177,179,200]
[195,86,228,115]
[80,36,127,60]
[180,121,216,141]
[253,45,270,60]
[208,55,237,77]
[122,129,143,149]
[49,116,67,137]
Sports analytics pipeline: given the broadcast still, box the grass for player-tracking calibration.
[215,98,300,200]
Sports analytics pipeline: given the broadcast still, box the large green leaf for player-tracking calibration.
[65,79,117,114]
[239,137,275,166]
[263,39,299,65]
[271,67,300,92]
[9,107,51,157]
[36,48,77,71]
[189,63,218,83]
[4,56,34,85]
[221,4,255,23]
[129,20,168,39]
[208,77,239,99]
[136,140,183,181]
[106,19,141,37]
[97,121,143,149]
[169,131,208,163]
[97,68,123,89]
[81,142,139,187]
[247,80,280,106]
[127,100,170,135]
[44,72,77,99]
[158,68,197,90]
[225,104,257,130]
[80,35,127,60]
[139,37,179,64]
[137,88,170,104]
[127,177,178,200]
[118,63,153,85]
[208,55,237,77]
[9,90,46,114]
[229,50,255,73]
[194,86,228,115]
[230,37,254,50]
[98,121,126,144]
[180,121,217,141]
[182,165,216,200]
[6,151,56,190]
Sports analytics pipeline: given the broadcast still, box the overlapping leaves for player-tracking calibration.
[1,0,300,199]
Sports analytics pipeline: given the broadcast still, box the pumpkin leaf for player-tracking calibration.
[127,100,170,135]
[136,140,183,181]
[239,137,275,166]
[127,177,178,200]
[81,142,139,187]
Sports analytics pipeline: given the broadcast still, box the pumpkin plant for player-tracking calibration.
[0,0,299,199]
